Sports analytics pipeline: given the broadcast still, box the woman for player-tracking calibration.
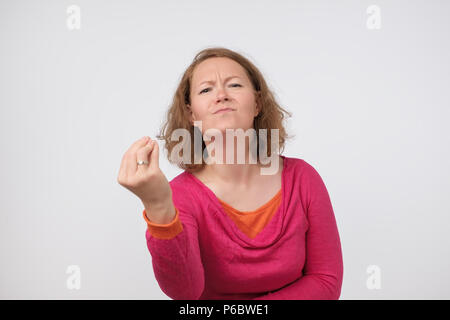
[117,47,344,300]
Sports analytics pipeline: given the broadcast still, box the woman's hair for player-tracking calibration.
[156,46,293,173]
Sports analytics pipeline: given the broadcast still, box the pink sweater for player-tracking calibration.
[144,155,344,300]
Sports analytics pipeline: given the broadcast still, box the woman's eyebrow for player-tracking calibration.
[198,76,242,87]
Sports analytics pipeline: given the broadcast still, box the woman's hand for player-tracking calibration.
[117,136,174,221]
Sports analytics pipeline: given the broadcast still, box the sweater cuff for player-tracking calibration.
[142,206,183,240]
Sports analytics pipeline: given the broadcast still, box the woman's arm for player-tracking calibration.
[253,160,344,300]
[252,273,342,300]
[144,200,205,300]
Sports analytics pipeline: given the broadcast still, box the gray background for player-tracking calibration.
[1,0,449,299]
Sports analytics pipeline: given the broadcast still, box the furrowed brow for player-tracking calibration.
[198,76,241,87]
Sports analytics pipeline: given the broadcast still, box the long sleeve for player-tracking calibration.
[144,196,205,300]
[253,161,344,300]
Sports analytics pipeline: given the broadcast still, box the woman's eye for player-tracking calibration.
[199,84,242,94]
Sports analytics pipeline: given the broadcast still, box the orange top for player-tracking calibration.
[217,189,282,239]
[143,189,282,240]
[143,206,183,240]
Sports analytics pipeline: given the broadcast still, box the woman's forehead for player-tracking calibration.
[192,58,247,85]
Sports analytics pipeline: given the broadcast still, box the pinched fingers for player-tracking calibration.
[136,139,156,175]
[118,136,151,183]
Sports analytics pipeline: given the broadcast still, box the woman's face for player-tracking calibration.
[187,57,260,137]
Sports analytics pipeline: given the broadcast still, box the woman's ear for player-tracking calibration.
[254,92,261,117]
[254,103,260,117]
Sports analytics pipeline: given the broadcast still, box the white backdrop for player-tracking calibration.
[1,0,449,299]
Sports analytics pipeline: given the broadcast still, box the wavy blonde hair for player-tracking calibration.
[156,47,293,173]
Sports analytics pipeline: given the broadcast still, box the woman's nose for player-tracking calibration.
[215,86,229,102]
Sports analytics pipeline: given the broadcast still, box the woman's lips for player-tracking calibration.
[214,108,234,114]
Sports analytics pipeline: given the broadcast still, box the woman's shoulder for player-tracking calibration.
[169,170,211,202]
[167,171,205,216]
[169,171,197,193]
[283,155,310,171]
[282,155,323,181]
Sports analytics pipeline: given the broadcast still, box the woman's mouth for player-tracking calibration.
[214,108,234,114]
